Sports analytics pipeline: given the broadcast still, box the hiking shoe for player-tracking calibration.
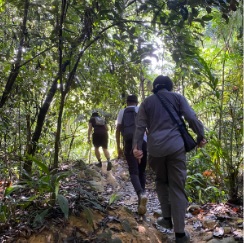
[107,161,112,171]
[138,192,148,215]
[157,217,173,229]
[175,231,190,243]
[95,161,102,168]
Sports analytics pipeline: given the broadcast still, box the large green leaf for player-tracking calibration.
[57,194,69,219]
[4,185,25,197]
[26,155,50,175]
[82,206,94,228]
[33,209,49,227]
[202,15,213,21]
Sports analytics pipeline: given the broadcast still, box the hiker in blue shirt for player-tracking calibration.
[116,95,148,215]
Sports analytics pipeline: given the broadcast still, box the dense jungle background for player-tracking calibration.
[0,0,243,242]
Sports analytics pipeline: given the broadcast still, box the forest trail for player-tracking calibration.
[1,159,243,243]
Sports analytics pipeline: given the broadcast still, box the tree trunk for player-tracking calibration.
[0,0,29,108]
[23,77,58,175]
[53,94,65,170]
[219,59,226,141]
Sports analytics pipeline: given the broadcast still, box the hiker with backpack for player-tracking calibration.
[88,111,112,171]
[116,94,148,215]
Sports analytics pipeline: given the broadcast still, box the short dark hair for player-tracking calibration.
[152,75,173,93]
[91,112,99,117]
[126,94,138,103]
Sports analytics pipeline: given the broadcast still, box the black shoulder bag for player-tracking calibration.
[155,93,197,152]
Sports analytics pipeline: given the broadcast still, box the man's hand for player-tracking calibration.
[198,138,207,148]
[117,147,123,159]
[133,145,143,163]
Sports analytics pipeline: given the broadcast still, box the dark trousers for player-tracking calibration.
[124,140,147,194]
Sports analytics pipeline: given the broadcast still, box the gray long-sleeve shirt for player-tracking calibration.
[133,89,204,157]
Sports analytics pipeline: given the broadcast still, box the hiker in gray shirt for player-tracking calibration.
[133,75,207,243]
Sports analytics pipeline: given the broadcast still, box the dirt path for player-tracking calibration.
[1,158,243,243]
[99,159,243,243]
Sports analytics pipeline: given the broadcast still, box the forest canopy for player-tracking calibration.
[0,0,243,225]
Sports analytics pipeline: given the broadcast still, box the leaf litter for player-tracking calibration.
[0,159,243,242]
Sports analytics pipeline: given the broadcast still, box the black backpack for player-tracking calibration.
[94,116,105,126]
[121,107,137,142]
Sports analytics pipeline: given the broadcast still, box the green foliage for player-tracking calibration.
[186,172,227,204]
[82,206,94,228]
[109,193,121,206]
[0,203,9,223]
[57,194,69,219]
[25,156,70,214]
[32,208,49,228]
[0,0,242,221]
[0,156,70,224]
[185,132,225,203]
[0,190,39,223]
[4,185,25,197]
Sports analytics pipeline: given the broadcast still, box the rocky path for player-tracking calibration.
[98,158,243,243]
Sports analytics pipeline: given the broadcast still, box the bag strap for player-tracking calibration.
[155,93,183,127]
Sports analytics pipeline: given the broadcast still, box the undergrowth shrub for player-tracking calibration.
[186,147,228,204]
